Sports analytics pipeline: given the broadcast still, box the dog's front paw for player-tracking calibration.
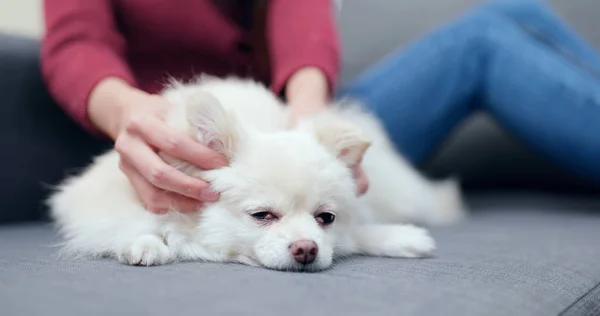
[378,225,436,258]
[117,235,172,266]
[350,224,436,258]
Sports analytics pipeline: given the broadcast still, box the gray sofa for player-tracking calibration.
[1,1,599,315]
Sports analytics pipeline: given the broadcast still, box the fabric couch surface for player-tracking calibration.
[2,195,600,316]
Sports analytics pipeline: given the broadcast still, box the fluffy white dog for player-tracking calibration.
[47,76,466,272]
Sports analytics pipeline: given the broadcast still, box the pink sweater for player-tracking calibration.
[41,0,341,134]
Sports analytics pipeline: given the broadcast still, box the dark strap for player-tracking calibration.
[250,0,271,85]
[210,0,272,85]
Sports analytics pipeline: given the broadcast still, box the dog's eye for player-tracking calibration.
[315,212,336,226]
[251,211,278,222]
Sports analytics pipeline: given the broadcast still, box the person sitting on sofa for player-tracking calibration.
[40,0,600,215]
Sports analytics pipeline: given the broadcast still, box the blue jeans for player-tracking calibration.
[340,0,600,183]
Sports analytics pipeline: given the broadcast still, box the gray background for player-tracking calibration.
[338,0,599,83]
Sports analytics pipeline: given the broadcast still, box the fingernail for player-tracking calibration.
[181,203,203,213]
[212,156,228,168]
[201,188,220,201]
[150,207,168,214]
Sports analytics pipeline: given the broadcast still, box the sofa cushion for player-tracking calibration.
[0,33,112,225]
[2,195,599,316]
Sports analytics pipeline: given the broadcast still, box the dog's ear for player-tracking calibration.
[303,113,371,166]
[185,91,242,158]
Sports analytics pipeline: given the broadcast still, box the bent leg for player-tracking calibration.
[339,6,600,184]
[483,0,600,76]
[479,14,600,183]
[338,11,489,164]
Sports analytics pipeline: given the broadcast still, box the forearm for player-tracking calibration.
[41,0,136,136]
[267,0,341,102]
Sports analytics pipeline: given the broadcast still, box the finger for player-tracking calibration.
[120,159,203,213]
[117,136,220,202]
[164,195,205,213]
[120,159,169,213]
[352,165,369,196]
[148,192,204,214]
[127,115,228,170]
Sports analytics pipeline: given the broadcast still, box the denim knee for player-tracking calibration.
[479,0,547,16]
[441,9,519,62]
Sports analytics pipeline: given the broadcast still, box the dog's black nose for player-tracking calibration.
[289,240,318,265]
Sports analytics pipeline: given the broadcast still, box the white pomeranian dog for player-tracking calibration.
[47,76,466,272]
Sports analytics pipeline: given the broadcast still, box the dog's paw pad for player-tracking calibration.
[118,235,171,266]
[427,178,467,226]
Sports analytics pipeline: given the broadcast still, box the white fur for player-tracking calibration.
[47,75,467,272]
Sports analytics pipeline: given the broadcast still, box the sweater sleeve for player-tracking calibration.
[41,0,136,134]
[267,0,342,97]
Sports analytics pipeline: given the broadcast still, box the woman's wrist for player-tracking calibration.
[88,77,143,140]
[285,67,330,114]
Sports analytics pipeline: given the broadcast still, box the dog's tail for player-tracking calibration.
[428,177,467,226]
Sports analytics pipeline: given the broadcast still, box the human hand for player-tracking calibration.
[351,163,369,196]
[287,102,328,128]
[114,92,229,214]
[88,78,228,214]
